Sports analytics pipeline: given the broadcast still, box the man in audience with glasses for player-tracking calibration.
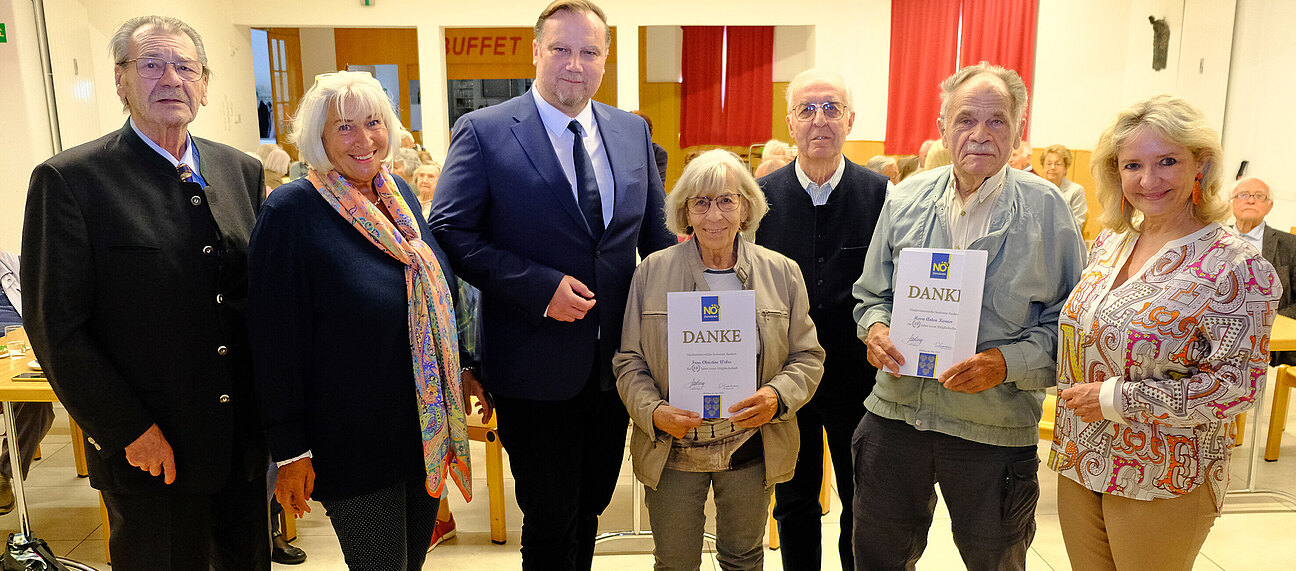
[754,69,890,571]
[1231,177,1296,363]
[22,15,268,569]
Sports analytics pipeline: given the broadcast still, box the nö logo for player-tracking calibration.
[701,296,720,322]
[929,253,950,280]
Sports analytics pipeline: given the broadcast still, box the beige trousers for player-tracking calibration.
[1057,474,1218,571]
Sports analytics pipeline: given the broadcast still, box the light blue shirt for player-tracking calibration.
[794,157,846,206]
[129,118,207,187]
[531,89,614,227]
[1236,221,1266,250]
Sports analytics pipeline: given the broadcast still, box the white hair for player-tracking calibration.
[289,71,404,174]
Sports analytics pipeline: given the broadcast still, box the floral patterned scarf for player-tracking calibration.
[307,167,472,501]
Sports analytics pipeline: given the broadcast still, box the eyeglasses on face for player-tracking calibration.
[687,193,743,214]
[120,57,205,82]
[1232,192,1270,202]
[791,101,847,122]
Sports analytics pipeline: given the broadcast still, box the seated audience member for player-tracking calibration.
[248,70,481,570]
[1040,144,1087,233]
[400,129,423,151]
[1230,177,1296,364]
[896,155,920,183]
[264,148,291,195]
[1009,140,1033,172]
[0,250,55,516]
[614,149,825,570]
[258,142,283,164]
[417,150,434,165]
[864,155,900,184]
[394,148,422,185]
[632,110,669,184]
[922,138,951,170]
[755,139,795,178]
[917,138,938,166]
[413,162,442,221]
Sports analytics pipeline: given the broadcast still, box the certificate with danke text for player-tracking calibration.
[888,248,987,378]
[667,290,757,418]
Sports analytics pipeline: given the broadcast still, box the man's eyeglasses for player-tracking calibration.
[687,193,743,215]
[791,101,848,122]
[119,58,205,82]
[1232,192,1270,202]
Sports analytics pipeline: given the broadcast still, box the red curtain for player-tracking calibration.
[680,27,724,149]
[720,27,774,147]
[680,26,773,148]
[883,0,961,155]
[959,0,1040,138]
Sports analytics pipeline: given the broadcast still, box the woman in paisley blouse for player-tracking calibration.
[1051,95,1281,570]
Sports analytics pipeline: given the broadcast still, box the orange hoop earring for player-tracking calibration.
[1192,172,1203,205]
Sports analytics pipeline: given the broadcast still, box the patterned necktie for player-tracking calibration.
[567,120,604,241]
[177,163,197,183]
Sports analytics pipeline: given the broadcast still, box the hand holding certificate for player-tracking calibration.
[667,290,757,418]
[887,248,987,378]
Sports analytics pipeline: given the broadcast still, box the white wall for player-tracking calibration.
[0,0,54,251]
[1222,0,1296,229]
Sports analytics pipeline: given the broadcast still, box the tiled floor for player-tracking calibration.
[4,368,1296,570]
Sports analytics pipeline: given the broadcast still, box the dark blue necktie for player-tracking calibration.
[567,120,604,241]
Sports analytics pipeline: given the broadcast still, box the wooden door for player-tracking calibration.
[265,28,304,158]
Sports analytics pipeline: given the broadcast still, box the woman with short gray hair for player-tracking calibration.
[614,149,823,570]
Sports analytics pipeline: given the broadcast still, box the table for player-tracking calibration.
[0,327,98,569]
[1229,314,1296,506]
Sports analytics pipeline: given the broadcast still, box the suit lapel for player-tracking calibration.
[1264,226,1279,263]
[510,93,595,238]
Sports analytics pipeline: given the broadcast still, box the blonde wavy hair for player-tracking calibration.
[1091,95,1228,233]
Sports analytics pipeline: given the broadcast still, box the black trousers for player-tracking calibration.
[101,472,270,571]
[493,375,629,571]
[851,413,1039,571]
[773,391,865,571]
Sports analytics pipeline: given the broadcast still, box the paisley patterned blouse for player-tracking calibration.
[1049,223,1281,507]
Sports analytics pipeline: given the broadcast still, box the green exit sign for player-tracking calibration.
[0,23,7,44]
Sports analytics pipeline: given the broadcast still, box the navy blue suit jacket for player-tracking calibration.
[429,91,674,401]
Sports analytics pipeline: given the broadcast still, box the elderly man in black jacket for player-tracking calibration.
[22,15,268,570]
[755,68,890,571]
[1231,177,1296,364]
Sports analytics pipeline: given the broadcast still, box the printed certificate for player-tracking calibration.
[888,248,987,378]
[667,290,757,418]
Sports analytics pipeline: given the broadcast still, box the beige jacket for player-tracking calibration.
[613,239,825,489]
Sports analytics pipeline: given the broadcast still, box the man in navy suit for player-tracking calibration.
[428,1,673,568]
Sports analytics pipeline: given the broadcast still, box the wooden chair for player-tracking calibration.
[1265,365,1296,461]
[767,429,832,550]
[1039,394,1057,441]
[466,397,507,544]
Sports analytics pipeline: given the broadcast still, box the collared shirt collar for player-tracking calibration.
[130,117,197,169]
[1235,220,1266,249]
[532,88,595,140]
[943,164,1009,250]
[794,156,846,206]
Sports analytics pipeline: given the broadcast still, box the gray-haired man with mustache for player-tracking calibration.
[849,62,1085,570]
